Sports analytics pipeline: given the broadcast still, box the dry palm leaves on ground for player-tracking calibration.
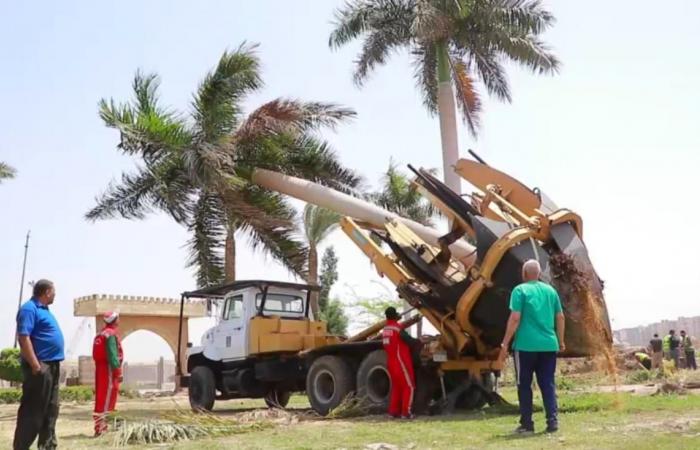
[111,409,271,446]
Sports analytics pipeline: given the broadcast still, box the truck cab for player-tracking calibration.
[182,280,342,411]
[197,284,309,363]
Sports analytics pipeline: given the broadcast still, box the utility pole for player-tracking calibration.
[14,230,30,348]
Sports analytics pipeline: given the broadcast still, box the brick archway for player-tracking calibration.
[74,294,207,378]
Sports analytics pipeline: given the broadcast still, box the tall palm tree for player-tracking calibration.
[302,204,341,315]
[0,162,16,184]
[87,43,360,287]
[329,0,559,193]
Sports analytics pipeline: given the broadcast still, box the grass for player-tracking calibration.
[2,389,700,449]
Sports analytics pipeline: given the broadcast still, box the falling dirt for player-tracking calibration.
[550,253,619,390]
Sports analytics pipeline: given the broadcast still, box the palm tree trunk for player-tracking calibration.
[308,243,319,318]
[436,42,461,195]
[224,227,236,283]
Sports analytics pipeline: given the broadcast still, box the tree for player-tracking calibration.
[329,0,559,193]
[0,348,22,382]
[0,162,16,184]
[318,247,348,335]
[318,246,339,313]
[370,160,437,226]
[87,43,360,287]
[302,205,341,314]
[356,295,404,328]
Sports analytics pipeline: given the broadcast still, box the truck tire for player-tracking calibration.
[306,355,355,416]
[265,388,291,408]
[356,350,390,412]
[189,366,216,411]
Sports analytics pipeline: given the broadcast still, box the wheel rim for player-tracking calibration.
[366,366,390,403]
[314,369,336,403]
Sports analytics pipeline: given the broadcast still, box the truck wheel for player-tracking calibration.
[189,366,216,411]
[265,388,291,408]
[306,355,355,416]
[356,350,390,412]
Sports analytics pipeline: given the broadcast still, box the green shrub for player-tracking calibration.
[0,348,22,383]
[0,388,22,404]
[0,385,140,404]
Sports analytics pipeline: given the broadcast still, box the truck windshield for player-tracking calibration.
[255,293,304,315]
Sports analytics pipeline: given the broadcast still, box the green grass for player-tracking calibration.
[2,391,700,449]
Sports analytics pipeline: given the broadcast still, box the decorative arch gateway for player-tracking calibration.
[74,294,207,380]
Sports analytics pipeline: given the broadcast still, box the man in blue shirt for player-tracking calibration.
[13,279,64,450]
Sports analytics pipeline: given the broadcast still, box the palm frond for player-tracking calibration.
[98,95,191,161]
[237,99,356,141]
[303,204,340,245]
[491,35,560,74]
[450,56,481,136]
[490,0,555,35]
[0,161,16,183]
[132,70,161,115]
[467,47,511,101]
[192,42,263,142]
[353,28,411,86]
[329,0,413,48]
[233,186,308,277]
[411,43,438,114]
[85,167,160,221]
[279,135,362,192]
[186,193,226,287]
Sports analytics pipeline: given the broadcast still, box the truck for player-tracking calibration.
[177,155,611,415]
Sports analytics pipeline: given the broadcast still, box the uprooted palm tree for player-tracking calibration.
[87,43,360,287]
[329,0,559,193]
[302,204,341,315]
[0,162,16,184]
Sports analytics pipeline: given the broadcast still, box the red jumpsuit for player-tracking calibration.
[382,319,415,417]
[92,325,123,435]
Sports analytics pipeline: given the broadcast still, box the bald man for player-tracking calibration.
[498,259,565,434]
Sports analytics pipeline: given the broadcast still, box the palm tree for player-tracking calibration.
[0,162,16,184]
[370,160,437,226]
[87,43,360,287]
[329,0,559,193]
[302,204,341,315]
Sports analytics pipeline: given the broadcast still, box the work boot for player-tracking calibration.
[514,425,534,435]
[546,422,559,433]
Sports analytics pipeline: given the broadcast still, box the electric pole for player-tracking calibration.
[14,230,30,348]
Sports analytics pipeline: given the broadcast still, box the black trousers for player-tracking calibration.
[13,360,60,450]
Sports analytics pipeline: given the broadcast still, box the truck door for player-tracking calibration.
[215,293,248,361]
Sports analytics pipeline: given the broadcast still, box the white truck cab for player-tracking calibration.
[198,285,310,362]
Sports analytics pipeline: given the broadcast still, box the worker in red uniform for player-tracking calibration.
[382,307,420,419]
[92,311,123,436]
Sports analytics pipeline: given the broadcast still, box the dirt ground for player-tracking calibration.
[3,382,700,449]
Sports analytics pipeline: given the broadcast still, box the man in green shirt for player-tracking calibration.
[499,259,565,434]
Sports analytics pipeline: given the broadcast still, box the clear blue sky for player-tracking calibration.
[1,1,699,361]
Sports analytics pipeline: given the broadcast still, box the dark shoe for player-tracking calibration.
[546,423,559,433]
[514,425,534,435]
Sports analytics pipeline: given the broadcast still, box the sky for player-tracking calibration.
[1,0,699,361]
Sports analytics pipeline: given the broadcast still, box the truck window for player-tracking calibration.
[222,295,243,320]
[255,293,304,315]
